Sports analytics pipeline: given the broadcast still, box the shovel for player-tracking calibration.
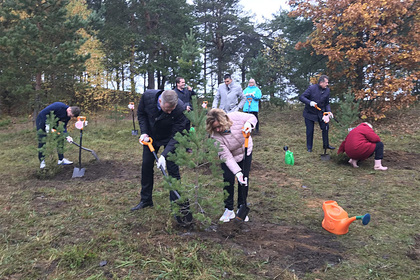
[235,131,251,222]
[138,137,193,225]
[70,141,99,161]
[72,117,86,178]
[315,105,333,161]
[129,102,138,136]
[321,148,331,161]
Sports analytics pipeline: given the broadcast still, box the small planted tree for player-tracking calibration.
[37,112,67,177]
[332,90,361,142]
[166,96,226,227]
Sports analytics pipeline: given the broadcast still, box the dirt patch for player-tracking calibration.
[383,150,420,171]
[192,222,343,277]
[407,234,420,261]
[48,160,141,181]
[336,150,420,172]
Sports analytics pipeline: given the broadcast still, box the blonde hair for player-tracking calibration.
[206,108,233,134]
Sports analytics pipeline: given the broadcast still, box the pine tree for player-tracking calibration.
[37,112,67,178]
[331,90,360,143]
[177,29,204,90]
[166,96,226,227]
[0,0,89,118]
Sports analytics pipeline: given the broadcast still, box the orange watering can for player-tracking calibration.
[322,200,370,235]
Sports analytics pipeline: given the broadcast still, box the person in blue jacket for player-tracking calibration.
[36,102,80,168]
[299,75,335,152]
[242,79,262,134]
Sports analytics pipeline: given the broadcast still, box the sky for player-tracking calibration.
[240,0,289,22]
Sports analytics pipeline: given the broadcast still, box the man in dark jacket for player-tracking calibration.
[36,102,80,169]
[173,77,196,112]
[131,90,190,217]
[299,75,335,152]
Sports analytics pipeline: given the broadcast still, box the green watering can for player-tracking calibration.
[283,146,294,166]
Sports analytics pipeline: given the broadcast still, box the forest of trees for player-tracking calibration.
[0,0,418,120]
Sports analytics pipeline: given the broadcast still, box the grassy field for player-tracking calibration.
[0,104,419,279]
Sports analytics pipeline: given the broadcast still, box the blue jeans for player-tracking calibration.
[305,118,329,150]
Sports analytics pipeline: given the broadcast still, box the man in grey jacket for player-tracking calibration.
[212,74,245,113]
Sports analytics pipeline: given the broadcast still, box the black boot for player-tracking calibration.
[130,200,153,211]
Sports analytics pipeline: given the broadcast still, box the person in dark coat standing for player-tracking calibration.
[299,75,335,152]
[131,89,189,212]
[338,122,388,170]
[173,77,196,112]
[36,102,80,169]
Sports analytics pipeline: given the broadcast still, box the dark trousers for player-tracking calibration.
[36,129,64,162]
[373,142,384,160]
[248,111,259,133]
[304,118,329,150]
[221,152,252,210]
[140,144,180,203]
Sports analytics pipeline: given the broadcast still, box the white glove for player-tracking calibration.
[66,136,73,143]
[128,103,135,110]
[310,101,317,107]
[45,124,50,133]
[75,120,84,130]
[242,121,253,134]
[156,155,166,170]
[236,172,248,186]
[328,112,334,119]
[139,134,150,143]
[322,114,330,123]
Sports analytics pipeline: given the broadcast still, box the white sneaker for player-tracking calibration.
[219,208,235,222]
[236,209,249,222]
[58,158,73,165]
[40,160,46,169]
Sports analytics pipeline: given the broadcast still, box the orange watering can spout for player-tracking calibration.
[322,200,370,235]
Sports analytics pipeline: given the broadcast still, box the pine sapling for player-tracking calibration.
[166,96,226,227]
[37,112,67,177]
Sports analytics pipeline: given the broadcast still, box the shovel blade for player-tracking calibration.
[321,149,330,161]
[72,167,85,178]
[320,154,331,161]
[90,151,99,161]
[132,130,139,136]
[235,204,250,222]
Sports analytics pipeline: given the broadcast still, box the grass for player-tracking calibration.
[0,104,419,279]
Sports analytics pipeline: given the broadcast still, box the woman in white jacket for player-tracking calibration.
[206,108,258,222]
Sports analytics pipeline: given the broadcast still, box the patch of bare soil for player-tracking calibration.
[407,234,420,261]
[193,222,343,277]
[383,150,420,171]
[50,160,140,181]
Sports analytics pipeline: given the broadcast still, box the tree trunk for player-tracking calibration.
[33,72,43,127]
[130,45,136,94]
[116,68,120,90]
[147,69,154,89]
[121,64,125,91]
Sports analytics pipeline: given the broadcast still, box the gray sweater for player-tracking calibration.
[212,81,245,113]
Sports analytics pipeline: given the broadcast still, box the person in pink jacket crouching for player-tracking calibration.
[206,108,258,222]
[338,122,388,171]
